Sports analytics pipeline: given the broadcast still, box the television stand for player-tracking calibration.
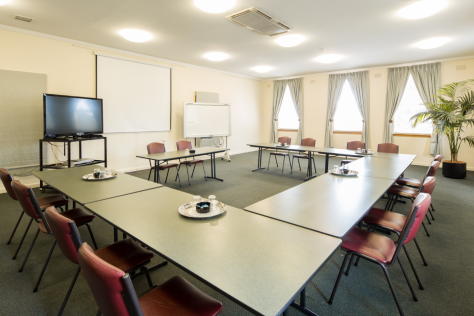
[39,136,107,192]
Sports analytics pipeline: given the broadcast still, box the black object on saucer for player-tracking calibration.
[190,149,196,153]
[196,202,210,213]
[343,168,349,174]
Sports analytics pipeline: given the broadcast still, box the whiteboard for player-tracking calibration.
[96,54,171,133]
[184,103,231,138]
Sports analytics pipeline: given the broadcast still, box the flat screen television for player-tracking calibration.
[43,94,103,137]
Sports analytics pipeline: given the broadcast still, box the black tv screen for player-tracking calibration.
[44,94,103,137]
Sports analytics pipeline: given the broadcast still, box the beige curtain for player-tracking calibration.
[270,80,287,142]
[324,74,346,147]
[383,67,410,143]
[287,78,304,144]
[346,71,371,147]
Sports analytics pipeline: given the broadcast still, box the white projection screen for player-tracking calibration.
[96,54,171,133]
[184,103,231,138]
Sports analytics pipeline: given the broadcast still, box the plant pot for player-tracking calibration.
[442,160,466,179]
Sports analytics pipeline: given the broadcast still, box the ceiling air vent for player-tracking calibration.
[12,14,34,22]
[226,7,292,37]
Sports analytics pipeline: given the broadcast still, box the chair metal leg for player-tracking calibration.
[413,238,428,266]
[7,212,24,245]
[202,162,207,181]
[428,206,435,220]
[85,223,98,250]
[19,228,41,272]
[291,156,294,174]
[403,245,424,290]
[328,252,351,304]
[430,204,436,212]
[33,240,56,292]
[298,158,302,171]
[397,257,418,301]
[282,155,285,172]
[345,254,355,276]
[191,164,196,178]
[421,222,430,237]
[165,169,170,183]
[267,154,272,170]
[312,157,317,173]
[384,194,393,210]
[12,217,33,260]
[275,155,279,167]
[58,267,81,316]
[381,265,405,316]
[425,214,432,225]
[354,256,361,266]
[147,167,152,181]
[185,164,191,185]
[176,167,182,187]
[175,164,180,181]
[157,168,162,184]
[144,267,153,289]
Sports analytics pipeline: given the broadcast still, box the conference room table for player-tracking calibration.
[244,154,415,239]
[136,147,228,183]
[85,187,341,316]
[33,165,162,241]
[247,143,320,181]
[316,147,417,173]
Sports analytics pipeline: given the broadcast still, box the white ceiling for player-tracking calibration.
[0,0,473,79]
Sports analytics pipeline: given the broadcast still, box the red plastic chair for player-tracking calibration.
[291,138,317,175]
[378,143,399,153]
[0,168,69,247]
[44,207,157,315]
[10,181,97,293]
[329,193,431,316]
[176,140,207,185]
[78,242,223,316]
[396,157,441,189]
[341,141,366,165]
[268,136,292,172]
[147,142,181,186]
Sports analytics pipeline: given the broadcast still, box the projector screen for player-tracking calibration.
[96,54,171,133]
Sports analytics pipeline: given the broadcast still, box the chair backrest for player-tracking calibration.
[176,140,192,151]
[347,141,365,150]
[434,155,443,162]
[378,143,399,153]
[78,243,142,316]
[278,136,291,145]
[428,161,440,177]
[301,138,316,147]
[11,180,42,220]
[44,207,83,265]
[0,168,17,201]
[147,142,165,154]
[404,193,432,245]
[420,176,436,195]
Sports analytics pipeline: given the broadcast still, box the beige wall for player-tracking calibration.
[0,29,265,176]
[268,59,474,169]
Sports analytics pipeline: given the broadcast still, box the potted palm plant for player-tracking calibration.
[411,79,474,179]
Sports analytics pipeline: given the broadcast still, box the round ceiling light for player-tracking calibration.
[204,52,229,61]
[194,0,235,13]
[275,34,305,47]
[414,37,449,49]
[252,66,273,73]
[119,29,153,42]
[398,0,448,20]
[0,0,12,5]
[315,54,343,64]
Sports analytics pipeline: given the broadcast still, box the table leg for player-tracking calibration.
[304,151,317,181]
[325,153,330,173]
[290,287,319,316]
[207,153,224,181]
[252,147,266,172]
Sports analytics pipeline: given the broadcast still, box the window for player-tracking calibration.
[393,75,432,135]
[334,80,363,132]
[278,85,299,130]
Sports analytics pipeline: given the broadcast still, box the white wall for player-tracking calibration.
[0,28,264,190]
[266,58,474,169]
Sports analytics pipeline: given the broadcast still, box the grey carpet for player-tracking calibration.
[0,150,473,315]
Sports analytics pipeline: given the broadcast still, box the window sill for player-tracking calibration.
[278,129,298,132]
[393,133,431,138]
[333,131,362,135]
